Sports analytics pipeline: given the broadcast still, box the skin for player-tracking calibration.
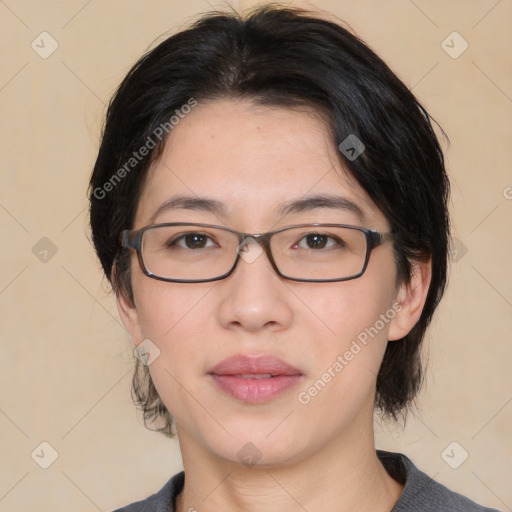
[117,99,431,512]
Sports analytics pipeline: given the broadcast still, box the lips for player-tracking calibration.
[209,354,302,376]
[208,355,304,404]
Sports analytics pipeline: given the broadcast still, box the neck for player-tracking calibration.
[175,423,403,512]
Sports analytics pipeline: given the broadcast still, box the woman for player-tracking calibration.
[89,5,499,512]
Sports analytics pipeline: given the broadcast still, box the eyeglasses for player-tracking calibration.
[120,222,394,283]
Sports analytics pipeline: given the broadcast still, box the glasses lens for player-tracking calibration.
[271,226,367,280]
[141,225,238,280]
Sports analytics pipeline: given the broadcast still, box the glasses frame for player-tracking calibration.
[120,222,394,284]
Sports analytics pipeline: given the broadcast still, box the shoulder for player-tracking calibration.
[111,471,184,512]
[377,450,501,512]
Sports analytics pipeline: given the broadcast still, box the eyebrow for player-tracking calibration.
[149,195,228,224]
[278,194,366,221]
[149,193,366,224]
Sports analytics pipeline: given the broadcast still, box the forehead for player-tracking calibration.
[135,99,387,230]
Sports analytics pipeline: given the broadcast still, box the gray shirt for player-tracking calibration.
[113,450,501,511]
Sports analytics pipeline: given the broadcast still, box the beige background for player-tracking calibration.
[0,0,511,510]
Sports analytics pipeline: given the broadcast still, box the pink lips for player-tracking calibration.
[208,355,304,404]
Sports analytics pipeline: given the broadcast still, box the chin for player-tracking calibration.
[200,419,310,468]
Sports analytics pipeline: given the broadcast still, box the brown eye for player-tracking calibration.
[294,233,345,250]
[168,233,215,249]
[305,234,328,249]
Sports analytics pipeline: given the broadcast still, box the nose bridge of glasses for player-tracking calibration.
[236,233,271,265]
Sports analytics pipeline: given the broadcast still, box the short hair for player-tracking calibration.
[89,5,450,437]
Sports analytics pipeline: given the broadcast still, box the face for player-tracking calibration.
[118,99,426,467]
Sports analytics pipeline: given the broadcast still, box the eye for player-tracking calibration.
[294,233,345,250]
[168,232,217,249]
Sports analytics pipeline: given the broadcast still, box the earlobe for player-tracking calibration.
[388,258,432,341]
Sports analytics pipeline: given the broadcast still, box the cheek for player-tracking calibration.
[131,275,216,380]
[294,274,397,349]
[291,272,398,401]
[132,270,215,340]
[291,282,396,430]
[132,278,218,424]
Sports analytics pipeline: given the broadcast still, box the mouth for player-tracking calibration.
[208,355,304,404]
[235,374,274,379]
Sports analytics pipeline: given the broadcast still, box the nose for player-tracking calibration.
[216,240,294,333]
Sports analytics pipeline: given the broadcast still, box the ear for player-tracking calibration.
[388,258,432,341]
[112,264,144,346]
